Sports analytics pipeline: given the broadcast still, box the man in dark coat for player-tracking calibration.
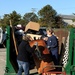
[17,34,37,75]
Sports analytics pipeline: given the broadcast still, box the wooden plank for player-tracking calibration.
[9,20,18,55]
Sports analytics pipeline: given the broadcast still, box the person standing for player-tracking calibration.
[43,28,59,65]
[17,34,37,75]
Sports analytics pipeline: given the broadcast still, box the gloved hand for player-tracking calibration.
[47,46,50,49]
[43,37,48,41]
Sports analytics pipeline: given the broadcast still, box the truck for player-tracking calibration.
[0,27,6,47]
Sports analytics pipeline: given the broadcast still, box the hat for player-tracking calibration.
[17,24,22,28]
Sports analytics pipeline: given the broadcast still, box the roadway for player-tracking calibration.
[0,48,6,75]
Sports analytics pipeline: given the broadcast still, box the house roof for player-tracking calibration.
[59,15,75,20]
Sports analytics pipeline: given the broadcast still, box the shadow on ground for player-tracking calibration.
[0,44,5,48]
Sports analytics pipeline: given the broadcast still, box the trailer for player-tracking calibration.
[4,23,75,75]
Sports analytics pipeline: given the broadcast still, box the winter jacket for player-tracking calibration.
[17,40,36,62]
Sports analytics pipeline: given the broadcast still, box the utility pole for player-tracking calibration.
[31,8,36,13]
[28,8,36,21]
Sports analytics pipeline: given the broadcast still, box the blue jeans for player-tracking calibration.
[17,60,29,75]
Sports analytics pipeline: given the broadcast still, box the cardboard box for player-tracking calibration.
[25,21,40,32]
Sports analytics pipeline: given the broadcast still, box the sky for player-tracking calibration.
[0,0,75,18]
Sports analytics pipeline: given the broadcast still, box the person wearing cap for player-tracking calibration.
[17,34,37,75]
[43,28,59,66]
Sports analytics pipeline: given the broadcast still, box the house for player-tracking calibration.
[59,15,75,26]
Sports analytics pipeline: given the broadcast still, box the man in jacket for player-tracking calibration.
[17,34,37,75]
